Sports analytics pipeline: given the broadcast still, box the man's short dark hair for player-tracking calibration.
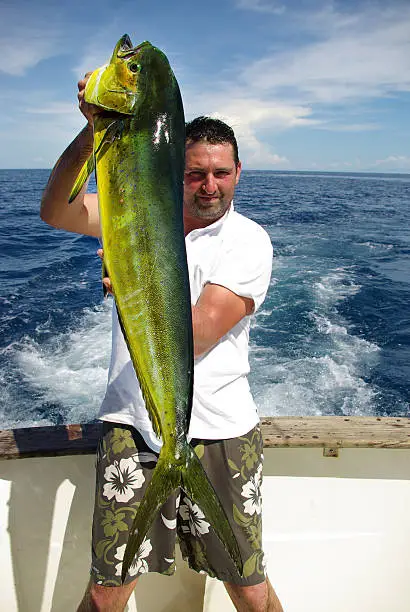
[185,116,239,166]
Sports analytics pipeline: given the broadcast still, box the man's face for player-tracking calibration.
[183,140,241,228]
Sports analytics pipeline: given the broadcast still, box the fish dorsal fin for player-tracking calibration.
[68,154,95,203]
[69,119,125,204]
[115,305,163,439]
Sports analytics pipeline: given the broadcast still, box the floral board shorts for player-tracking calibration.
[90,422,266,587]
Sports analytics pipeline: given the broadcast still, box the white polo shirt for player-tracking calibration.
[98,204,273,452]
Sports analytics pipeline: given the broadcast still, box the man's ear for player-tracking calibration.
[235,161,242,184]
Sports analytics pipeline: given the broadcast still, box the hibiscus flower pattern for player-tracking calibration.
[92,424,265,585]
[228,427,266,579]
[241,462,263,516]
[103,456,145,503]
[101,509,129,537]
[102,449,157,504]
[111,428,137,455]
[114,538,153,577]
[179,497,210,537]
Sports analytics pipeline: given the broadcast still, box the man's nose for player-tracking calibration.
[202,173,217,194]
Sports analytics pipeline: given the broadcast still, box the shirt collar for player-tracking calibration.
[186,202,234,239]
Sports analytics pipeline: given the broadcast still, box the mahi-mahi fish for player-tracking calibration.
[69,35,242,582]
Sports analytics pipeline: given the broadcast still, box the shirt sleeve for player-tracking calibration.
[206,224,273,312]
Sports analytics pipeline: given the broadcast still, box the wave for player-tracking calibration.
[0,301,112,429]
[250,266,381,417]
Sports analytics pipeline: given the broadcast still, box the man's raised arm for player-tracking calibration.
[40,124,100,237]
[40,75,101,237]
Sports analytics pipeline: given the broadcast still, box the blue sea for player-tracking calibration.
[0,169,409,429]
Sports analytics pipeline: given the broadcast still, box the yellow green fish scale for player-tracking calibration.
[94,115,190,446]
[79,34,243,581]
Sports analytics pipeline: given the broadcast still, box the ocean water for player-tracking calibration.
[0,169,409,429]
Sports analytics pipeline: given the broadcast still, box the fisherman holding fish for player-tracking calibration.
[41,37,283,612]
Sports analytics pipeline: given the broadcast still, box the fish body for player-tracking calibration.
[72,35,242,581]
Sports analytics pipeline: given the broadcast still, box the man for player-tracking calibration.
[40,74,283,612]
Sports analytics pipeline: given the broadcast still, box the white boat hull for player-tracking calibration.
[1,419,410,611]
[206,446,410,611]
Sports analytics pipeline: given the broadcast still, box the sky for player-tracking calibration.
[1,0,410,172]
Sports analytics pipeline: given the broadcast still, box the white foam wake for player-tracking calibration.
[250,267,381,417]
[5,301,113,427]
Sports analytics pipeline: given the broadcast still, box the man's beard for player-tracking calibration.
[192,194,229,219]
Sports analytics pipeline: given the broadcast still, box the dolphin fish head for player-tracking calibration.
[84,34,181,117]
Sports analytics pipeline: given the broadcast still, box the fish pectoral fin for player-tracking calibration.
[121,455,180,583]
[68,120,124,203]
[68,154,95,203]
[94,119,125,157]
[182,444,243,576]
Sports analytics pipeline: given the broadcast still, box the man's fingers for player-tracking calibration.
[77,71,101,125]
[97,249,113,295]
[103,277,114,295]
[77,72,92,91]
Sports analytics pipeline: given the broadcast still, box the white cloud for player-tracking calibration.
[215,97,317,130]
[181,4,410,168]
[236,0,286,14]
[2,1,408,170]
[0,89,86,167]
[24,102,79,115]
[0,2,67,75]
[0,1,113,77]
[72,17,126,78]
[317,123,380,132]
[328,161,353,168]
[209,99,314,167]
[374,155,410,168]
[211,111,289,168]
[0,30,62,77]
[73,42,113,80]
[298,158,364,172]
[184,90,315,168]
[240,5,410,103]
[316,155,410,173]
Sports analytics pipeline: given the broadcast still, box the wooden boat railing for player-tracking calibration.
[1,416,410,460]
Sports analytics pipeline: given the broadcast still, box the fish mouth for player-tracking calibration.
[116,34,152,59]
[99,35,153,104]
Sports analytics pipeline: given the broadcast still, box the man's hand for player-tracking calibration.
[97,248,114,295]
[77,73,104,127]
[40,70,102,237]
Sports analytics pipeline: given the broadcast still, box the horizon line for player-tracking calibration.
[1,168,409,177]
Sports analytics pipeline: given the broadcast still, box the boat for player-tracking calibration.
[1,416,410,611]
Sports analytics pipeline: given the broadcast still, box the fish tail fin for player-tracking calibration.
[121,453,180,583]
[68,153,95,203]
[181,443,243,576]
[121,442,243,583]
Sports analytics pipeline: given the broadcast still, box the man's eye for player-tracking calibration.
[215,171,229,178]
[188,172,204,179]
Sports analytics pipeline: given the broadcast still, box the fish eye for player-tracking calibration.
[128,62,141,73]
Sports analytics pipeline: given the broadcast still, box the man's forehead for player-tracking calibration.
[185,140,236,167]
